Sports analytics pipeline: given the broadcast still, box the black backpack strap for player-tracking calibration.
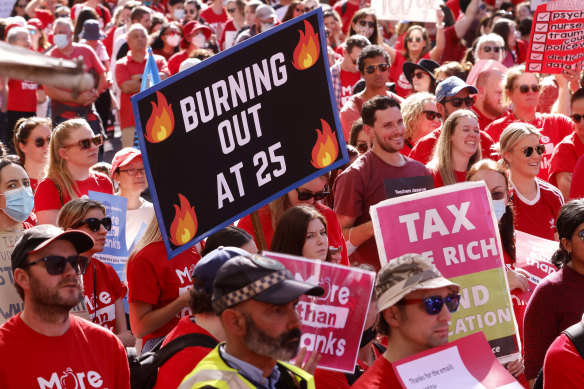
[562,321,584,358]
[152,333,218,367]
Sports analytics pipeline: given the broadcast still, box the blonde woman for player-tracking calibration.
[426,110,481,188]
[34,118,113,225]
[401,92,443,156]
[473,33,506,63]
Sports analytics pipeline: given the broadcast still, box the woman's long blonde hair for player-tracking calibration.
[57,198,106,230]
[127,215,163,265]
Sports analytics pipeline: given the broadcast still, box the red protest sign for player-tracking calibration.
[525,0,584,74]
[263,251,375,373]
[392,332,522,388]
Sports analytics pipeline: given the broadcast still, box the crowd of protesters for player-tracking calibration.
[1,0,584,386]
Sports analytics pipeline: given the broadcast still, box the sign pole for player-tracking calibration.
[250,210,268,251]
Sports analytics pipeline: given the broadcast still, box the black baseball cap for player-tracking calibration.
[212,254,324,313]
[11,225,94,271]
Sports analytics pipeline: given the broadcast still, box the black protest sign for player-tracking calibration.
[384,175,434,199]
[131,10,348,258]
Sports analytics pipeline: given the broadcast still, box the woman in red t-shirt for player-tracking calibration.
[13,117,52,193]
[58,198,135,347]
[426,110,481,188]
[34,118,113,225]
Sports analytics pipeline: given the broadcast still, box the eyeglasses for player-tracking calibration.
[295,186,330,201]
[295,7,305,12]
[443,96,475,108]
[227,8,236,13]
[483,45,504,53]
[357,20,375,28]
[521,144,545,157]
[422,110,442,121]
[31,136,51,148]
[572,113,583,123]
[21,255,89,276]
[119,167,145,176]
[355,141,371,153]
[74,217,112,232]
[515,84,540,93]
[64,134,103,150]
[400,294,461,315]
[407,36,422,43]
[412,71,427,79]
[365,63,389,74]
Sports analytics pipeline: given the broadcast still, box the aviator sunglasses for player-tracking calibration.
[400,294,461,315]
[64,134,104,150]
[73,217,112,232]
[365,63,389,74]
[295,186,330,201]
[522,144,545,157]
[444,96,474,108]
[21,255,89,276]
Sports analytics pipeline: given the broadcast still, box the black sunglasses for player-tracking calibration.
[21,255,89,276]
[412,71,428,79]
[295,186,330,201]
[522,144,545,157]
[400,294,461,315]
[355,142,371,153]
[64,134,104,150]
[74,217,112,232]
[407,36,422,43]
[227,7,236,13]
[483,45,504,53]
[572,113,583,123]
[32,136,51,148]
[358,20,375,28]
[422,110,442,121]
[365,63,389,74]
[515,84,540,93]
[444,96,475,108]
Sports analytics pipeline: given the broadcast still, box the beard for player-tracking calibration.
[483,96,506,118]
[242,313,302,361]
[373,131,403,154]
[28,274,83,319]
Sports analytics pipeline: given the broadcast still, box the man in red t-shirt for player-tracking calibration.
[115,24,169,147]
[330,35,369,111]
[473,69,506,132]
[353,254,461,388]
[0,225,130,388]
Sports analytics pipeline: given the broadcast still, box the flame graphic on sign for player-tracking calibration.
[310,119,338,168]
[169,193,198,246]
[292,20,320,70]
[145,91,175,143]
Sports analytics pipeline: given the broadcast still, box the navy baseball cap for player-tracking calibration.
[193,246,249,294]
[436,76,478,104]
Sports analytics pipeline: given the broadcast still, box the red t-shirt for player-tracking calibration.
[333,0,359,35]
[570,155,584,199]
[472,106,501,135]
[34,172,114,212]
[7,79,38,112]
[0,314,130,388]
[352,356,401,388]
[333,152,430,270]
[168,50,190,75]
[427,168,467,188]
[441,25,465,62]
[485,111,575,182]
[549,132,584,186]
[154,315,218,389]
[544,332,584,387]
[512,178,564,241]
[219,19,239,51]
[33,8,54,32]
[200,7,227,38]
[115,53,169,129]
[409,128,495,165]
[127,241,200,342]
[83,258,127,332]
[339,68,361,108]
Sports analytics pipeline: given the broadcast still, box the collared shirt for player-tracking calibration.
[330,59,342,110]
[219,344,281,389]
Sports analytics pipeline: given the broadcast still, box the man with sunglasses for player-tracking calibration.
[353,254,460,388]
[409,76,495,164]
[0,225,130,388]
[330,35,370,111]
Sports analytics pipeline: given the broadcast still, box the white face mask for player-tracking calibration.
[166,34,181,47]
[354,24,373,38]
[173,8,185,20]
[53,33,69,49]
[492,199,507,221]
[192,33,205,47]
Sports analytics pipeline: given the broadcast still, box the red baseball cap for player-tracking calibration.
[111,147,142,177]
[181,21,213,49]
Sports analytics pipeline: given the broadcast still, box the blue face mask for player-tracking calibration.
[492,199,507,222]
[0,186,34,222]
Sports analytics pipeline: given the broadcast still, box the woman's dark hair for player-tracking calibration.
[150,22,182,51]
[552,199,584,268]
[202,225,253,256]
[73,8,99,42]
[13,117,52,165]
[270,205,330,261]
[282,0,302,22]
[349,8,381,46]
[349,118,364,146]
[517,17,532,37]
[492,18,516,52]
[571,87,584,105]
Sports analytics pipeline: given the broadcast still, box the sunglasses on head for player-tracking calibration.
[407,36,422,43]
[400,294,461,315]
[572,113,584,123]
[295,186,330,201]
[358,20,375,28]
[21,255,89,276]
[515,84,540,93]
[74,217,112,232]
[483,45,504,53]
[444,96,474,108]
[65,134,103,150]
[355,141,371,153]
[365,63,389,74]
[422,110,442,121]
[31,136,51,148]
[522,144,545,157]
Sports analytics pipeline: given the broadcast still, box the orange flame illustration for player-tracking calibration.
[145,91,175,143]
[311,119,338,168]
[292,20,320,70]
[169,193,198,246]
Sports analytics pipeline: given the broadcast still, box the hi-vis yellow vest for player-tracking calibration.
[178,345,316,389]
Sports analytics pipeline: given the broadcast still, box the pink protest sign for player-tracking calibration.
[370,181,519,362]
[525,0,584,74]
[393,332,522,388]
[263,251,376,373]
